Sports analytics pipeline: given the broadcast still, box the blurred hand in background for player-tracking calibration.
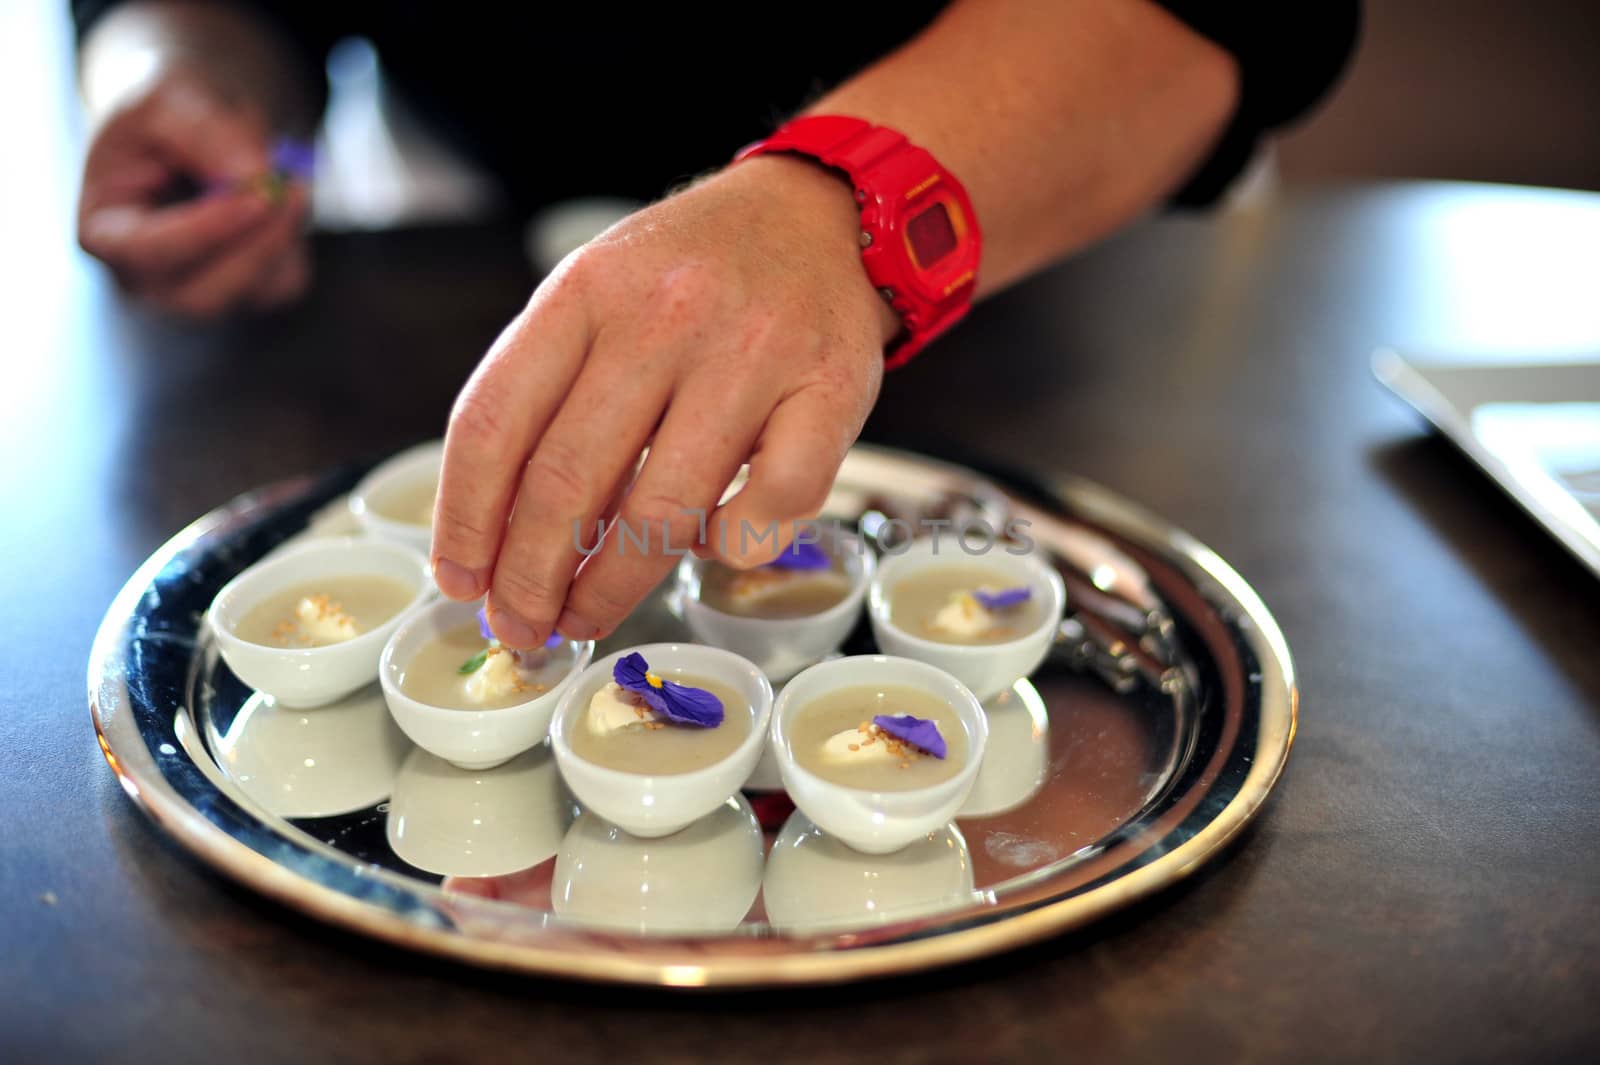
[78,69,309,315]
[76,2,315,315]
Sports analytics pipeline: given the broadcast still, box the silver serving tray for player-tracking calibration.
[89,446,1295,987]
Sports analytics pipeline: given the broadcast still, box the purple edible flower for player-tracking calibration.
[613,652,723,728]
[765,539,831,571]
[477,606,561,648]
[271,137,317,180]
[201,138,315,200]
[872,714,948,759]
[973,586,1032,611]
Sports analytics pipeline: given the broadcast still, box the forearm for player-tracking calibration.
[807,0,1239,294]
[79,1,318,132]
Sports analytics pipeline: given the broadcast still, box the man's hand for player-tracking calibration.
[77,69,310,316]
[432,156,899,648]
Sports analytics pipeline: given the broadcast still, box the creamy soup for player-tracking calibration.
[569,675,751,775]
[790,684,967,792]
[888,564,1041,645]
[697,558,851,619]
[236,576,415,648]
[399,622,579,710]
[374,477,438,526]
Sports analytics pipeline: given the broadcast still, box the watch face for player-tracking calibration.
[881,167,979,315]
[906,201,959,269]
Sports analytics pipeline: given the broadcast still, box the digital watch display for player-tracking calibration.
[735,116,982,368]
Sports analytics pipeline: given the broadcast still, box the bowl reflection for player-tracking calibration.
[958,680,1051,818]
[386,745,574,877]
[551,795,764,935]
[215,683,408,819]
[762,812,977,934]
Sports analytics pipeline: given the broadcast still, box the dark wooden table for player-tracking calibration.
[4,182,1598,1064]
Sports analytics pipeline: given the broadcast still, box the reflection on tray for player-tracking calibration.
[214,683,408,819]
[764,813,976,934]
[550,796,764,935]
[960,682,1051,818]
[207,671,1113,936]
[387,746,574,878]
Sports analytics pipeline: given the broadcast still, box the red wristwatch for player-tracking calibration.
[735,116,981,369]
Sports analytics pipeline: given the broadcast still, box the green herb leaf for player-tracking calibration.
[457,648,490,675]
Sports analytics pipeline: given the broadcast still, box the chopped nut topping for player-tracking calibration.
[272,592,358,646]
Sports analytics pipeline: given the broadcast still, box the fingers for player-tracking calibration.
[708,386,856,567]
[80,192,277,279]
[431,274,594,604]
[138,185,309,317]
[142,75,272,183]
[431,159,886,646]
[558,380,771,638]
[483,336,675,647]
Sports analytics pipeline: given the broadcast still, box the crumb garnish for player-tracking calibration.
[270,593,357,646]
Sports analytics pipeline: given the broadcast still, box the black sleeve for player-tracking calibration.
[1149,0,1362,205]
[70,0,118,40]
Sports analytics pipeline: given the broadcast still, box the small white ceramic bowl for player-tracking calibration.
[868,538,1066,701]
[769,654,989,855]
[762,812,975,933]
[349,440,442,554]
[379,598,593,771]
[209,537,433,708]
[552,795,764,934]
[550,643,773,838]
[675,529,874,684]
[386,746,574,878]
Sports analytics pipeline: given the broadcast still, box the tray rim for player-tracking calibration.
[88,446,1296,988]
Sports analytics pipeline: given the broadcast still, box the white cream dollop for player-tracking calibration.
[927,591,995,640]
[463,646,518,703]
[586,681,658,737]
[727,569,850,611]
[293,595,360,644]
[462,647,549,705]
[819,726,902,766]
